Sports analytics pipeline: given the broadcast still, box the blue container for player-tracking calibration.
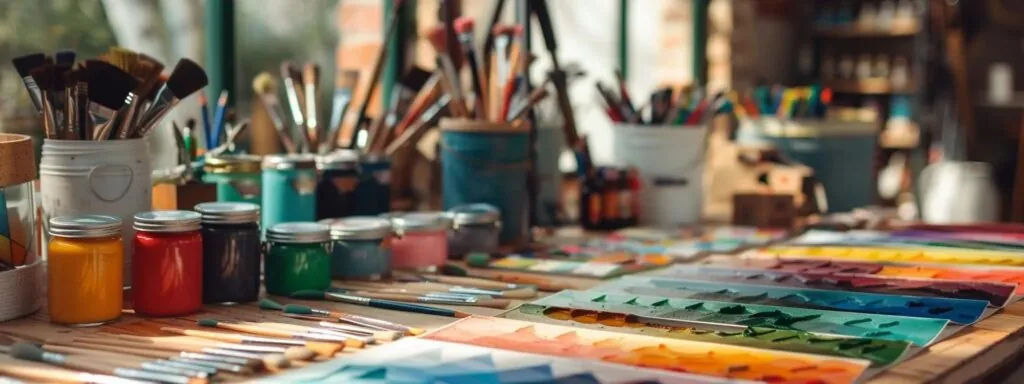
[354,155,391,216]
[440,119,529,245]
[316,150,360,220]
[321,216,392,280]
[261,154,317,231]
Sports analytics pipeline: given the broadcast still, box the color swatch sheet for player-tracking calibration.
[252,337,739,383]
[532,290,946,347]
[725,256,1024,295]
[655,264,1016,307]
[595,276,988,324]
[500,303,911,366]
[609,226,790,258]
[484,253,671,279]
[753,244,1024,267]
[789,229,1024,252]
[425,316,870,384]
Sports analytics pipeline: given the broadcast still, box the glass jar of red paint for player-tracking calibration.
[131,210,203,317]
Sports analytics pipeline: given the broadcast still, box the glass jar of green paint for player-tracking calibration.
[202,154,262,205]
[264,222,332,296]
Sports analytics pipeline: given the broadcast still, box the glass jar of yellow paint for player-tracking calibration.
[47,215,124,326]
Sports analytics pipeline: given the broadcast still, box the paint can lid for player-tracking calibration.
[448,203,501,226]
[262,154,317,170]
[388,211,452,234]
[49,215,122,238]
[204,154,262,174]
[316,150,360,170]
[267,222,331,243]
[194,202,261,224]
[134,210,202,232]
[320,217,392,240]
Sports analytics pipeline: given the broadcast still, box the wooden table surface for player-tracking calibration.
[2,261,1024,383]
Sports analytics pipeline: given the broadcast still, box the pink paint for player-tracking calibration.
[388,212,451,271]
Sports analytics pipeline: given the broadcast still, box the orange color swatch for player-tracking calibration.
[425,316,869,384]
[755,246,1024,266]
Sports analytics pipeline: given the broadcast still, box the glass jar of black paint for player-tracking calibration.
[315,150,360,220]
[194,202,261,304]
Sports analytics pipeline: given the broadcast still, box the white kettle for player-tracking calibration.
[919,161,1000,223]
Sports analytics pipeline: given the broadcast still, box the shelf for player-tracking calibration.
[825,79,915,95]
[813,23,920,38]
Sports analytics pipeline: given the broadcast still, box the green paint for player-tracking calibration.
[264,243,331,296]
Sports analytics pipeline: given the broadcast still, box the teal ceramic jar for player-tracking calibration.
[261,154,318,232]
[264,222,332,296]
[202,154,263,205]
[321,217,392,280]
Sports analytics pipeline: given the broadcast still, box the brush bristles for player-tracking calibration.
[10,343,47,363]
[167,58,209,99]
[11,53,46,77]
[261,354,290,371]
[454,17,475,34]
[425,26,448,54]
[282,347,316,361]
[252,72,278,95]
[85,60,138,109]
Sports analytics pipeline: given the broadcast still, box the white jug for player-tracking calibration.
[919,161,1000,223]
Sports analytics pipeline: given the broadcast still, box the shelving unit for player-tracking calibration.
[813,23,920,38]
[825,79,916,95]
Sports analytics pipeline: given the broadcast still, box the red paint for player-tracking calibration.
[131,230,203,317]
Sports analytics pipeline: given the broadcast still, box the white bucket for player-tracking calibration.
[610,123,707,226]
[39,139,152,286]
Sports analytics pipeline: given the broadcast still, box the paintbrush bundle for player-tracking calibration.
[597,75,743,126]
[10,48,208,141]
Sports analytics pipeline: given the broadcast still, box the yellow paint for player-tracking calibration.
[758,246,1024,266]
[47,235,123,325]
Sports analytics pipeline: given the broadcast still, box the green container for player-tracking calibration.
[264,222,331,296]
[203,155,262,205]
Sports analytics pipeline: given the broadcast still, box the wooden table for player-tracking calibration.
[2,262,1024,383]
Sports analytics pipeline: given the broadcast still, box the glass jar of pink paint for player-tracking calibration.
[387,212,452,272]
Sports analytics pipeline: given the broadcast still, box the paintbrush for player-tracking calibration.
[240,322,378,345]
[325,70,359,152]
[329,286,511,309]
[52,340,255,373]
[198,93,212,145]
[391,72,443,138]
[38,345,215,379]
[0,354,144,384]
[54,50,76,65]
[346,0,407,150]
[498,26,526,120]
[11,53,47,115]
[292,290,471,318]
[506,87,550,122]
[61,69,83,140]
[454,16,486,119]
[7,343,205,384]
[440,263,573,291]
[196,319,362,349]
[613,69,639,122]
[366,67,431,152]
[29,64,70,139]
[385,94,451,156]
[346,281,537,299]
[426,25,469,118]
[209,90,229,147]
[82,60,137,140]
[159,327,342,358]
[258,298,423,335]
[302,63,320,150]
[279,61,305,133]
[252,72,298,153]
[272,316,403,342]
[73,336,300,370]
[134,59,209,138]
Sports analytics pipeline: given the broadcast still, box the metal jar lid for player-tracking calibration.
[194,202,261,224]
[267,222,331,243]
[204,154,262,174]
[320,217,392,240]
[134,210,202,232]
[316,150,360,171]
[448,203,501,227]
[262,154,317,171]
[389,211,452,234]
[49,215,123,238]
